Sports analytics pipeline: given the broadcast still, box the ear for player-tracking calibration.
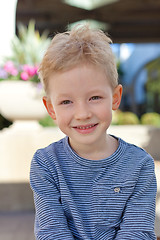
[43,96,57,120]
[112,84,123,110]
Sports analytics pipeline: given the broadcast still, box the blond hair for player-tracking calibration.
[39,25,118,94]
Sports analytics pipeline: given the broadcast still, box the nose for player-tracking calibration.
[74,102,92,120]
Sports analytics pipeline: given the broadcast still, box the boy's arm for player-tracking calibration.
[115,155,157,240]
[30,150,75,240]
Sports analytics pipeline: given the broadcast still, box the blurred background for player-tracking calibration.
[0,0,160,239]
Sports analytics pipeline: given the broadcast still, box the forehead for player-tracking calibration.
[48,63,111,94]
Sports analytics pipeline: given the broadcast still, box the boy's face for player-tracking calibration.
[43,64,122,153]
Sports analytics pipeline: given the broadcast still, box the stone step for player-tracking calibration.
[0,183,34,211]
[0,211,34,240]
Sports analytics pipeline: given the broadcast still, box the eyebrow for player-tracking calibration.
[53,94,72,104]
[53,88,107,101]
[86,89,106,95]
[55,93,71,98]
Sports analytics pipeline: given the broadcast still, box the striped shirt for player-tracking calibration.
[30,136,157,240]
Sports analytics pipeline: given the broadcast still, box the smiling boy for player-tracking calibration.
[30,25,157,240]
[43,63,122,160]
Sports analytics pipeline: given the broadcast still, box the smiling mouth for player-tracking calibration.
[74,124,98,130]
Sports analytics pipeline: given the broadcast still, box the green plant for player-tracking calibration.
[112,110,140,125]
[39,115,56,127]
[146,58,160,94]
[0,20,51,83]
[7,20,51,65]
[140,112,160,127]
[0,61,39,82]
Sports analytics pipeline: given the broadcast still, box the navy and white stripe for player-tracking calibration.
[30,136,157,240]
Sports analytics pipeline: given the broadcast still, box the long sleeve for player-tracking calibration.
[115,155,157,240]
[30,137,157,240]
[30,150,75,240]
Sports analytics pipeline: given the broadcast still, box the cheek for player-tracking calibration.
[55,117,67,135]
[55,109,71,126]
[95,104,112,121]
[101,111,112,123]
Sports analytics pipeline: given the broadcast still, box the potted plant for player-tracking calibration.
[109,110,160,160]
[0,20,51,123]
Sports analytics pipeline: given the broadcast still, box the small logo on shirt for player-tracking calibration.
[114,187,120,193]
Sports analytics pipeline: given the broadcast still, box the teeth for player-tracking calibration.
[77,125,94,129]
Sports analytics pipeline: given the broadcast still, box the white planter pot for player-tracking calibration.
[0,81,47,121]
[108,125,160,160]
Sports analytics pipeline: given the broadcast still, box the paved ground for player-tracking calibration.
[0,211,35,240]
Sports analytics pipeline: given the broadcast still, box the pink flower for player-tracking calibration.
[4,61,15,73]
[34,65,39,74]
[10,68,18,76]
[23,65,37,77]
[1,61,39,82]
[4,61,18,76]
[21,71,29,81]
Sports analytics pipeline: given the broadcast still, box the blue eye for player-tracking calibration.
[90,96,101,100]
[61,100,72,105]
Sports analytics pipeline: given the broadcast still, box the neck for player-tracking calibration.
[69,134,118,160]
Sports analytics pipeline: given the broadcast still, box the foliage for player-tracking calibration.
[145,57,160,94]
[117,60,124,79]
[146,78,160,94]
[6,20,51,65]
[39,115,56,127]
[0,20,51,83]
[112,110,140,125]
[112,110,160,127]
[0,61,39,82]
[140,112,160,127]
